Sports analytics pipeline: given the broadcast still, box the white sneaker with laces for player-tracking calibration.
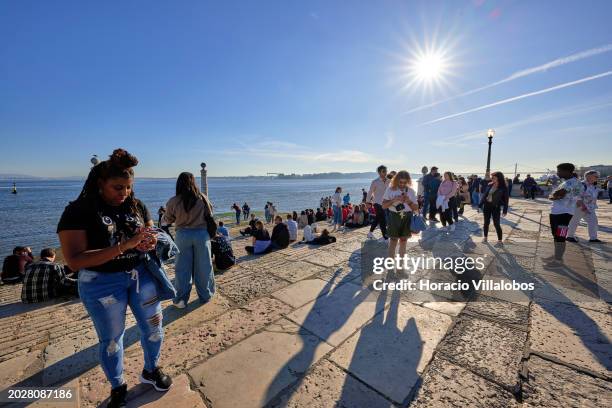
[367,232,375,240]
[174,300,186,309]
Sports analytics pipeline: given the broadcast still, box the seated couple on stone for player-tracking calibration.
[301,224,336,246]
[245,216,290,254]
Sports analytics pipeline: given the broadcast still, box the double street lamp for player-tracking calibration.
[485,128,495,179]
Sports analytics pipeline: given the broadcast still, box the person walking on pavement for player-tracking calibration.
[366,165,390,239]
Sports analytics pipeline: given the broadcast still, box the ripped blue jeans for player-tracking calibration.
[78,263,163,389]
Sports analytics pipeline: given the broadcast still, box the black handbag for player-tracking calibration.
[200,194,218,238]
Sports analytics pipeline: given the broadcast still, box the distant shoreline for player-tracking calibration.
[0,172,379,181]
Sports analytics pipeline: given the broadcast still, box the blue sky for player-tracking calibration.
[1,0,611,177]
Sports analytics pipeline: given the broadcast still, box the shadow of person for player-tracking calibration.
[265,258,375,406]
[337,289,424,406]
[487,241,612,373]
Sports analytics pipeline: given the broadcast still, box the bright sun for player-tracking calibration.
[411,52,446,82]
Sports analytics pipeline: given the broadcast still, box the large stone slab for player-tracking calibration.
[239,253,293,271]
[463,296,530,327]
[161,294,233,337]
[436,316,527,391]
[272,278,336,308]
[123,374,205,408]
[522,355,611,408]
[420,300,466,316]
[188,319,333,408]
[329,300,452,404]
[42,327,103,386]
[411,357,518,408]
[79,297,292,406]
[317,262,361,284]
[218,272,288,305]
[159,297,292,374]
[268,359,393,408]
[529,301,612,377]
[267,261,326,283]
[214,265,256,285]
[0,350,43,389]
[302,250,351,268]
[285,281,386,347]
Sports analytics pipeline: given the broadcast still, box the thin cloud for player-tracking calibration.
[420,71,612,125]
[217,139,408,167]
[404,44,612,114]
[431,98,612,146]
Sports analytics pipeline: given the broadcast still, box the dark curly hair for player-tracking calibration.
[76,148,142,216]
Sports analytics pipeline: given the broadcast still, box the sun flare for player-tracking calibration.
[412,52,446,81]
[395,39,456,94]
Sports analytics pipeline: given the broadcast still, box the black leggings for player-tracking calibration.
[449,197,458,222]
[369,204,388,238]
[428,195,438,219]
[483,203,502,240]
[439,197,456,227]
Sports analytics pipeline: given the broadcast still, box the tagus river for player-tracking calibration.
[0,177,379,258]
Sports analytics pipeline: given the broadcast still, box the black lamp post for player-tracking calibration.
[485,128,495,179]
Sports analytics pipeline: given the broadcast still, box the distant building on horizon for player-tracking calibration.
[578,165,612,177]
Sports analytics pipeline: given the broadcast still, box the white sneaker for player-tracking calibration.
[367,232,375,240]
[450,224,456,232]
[174,300,186,309]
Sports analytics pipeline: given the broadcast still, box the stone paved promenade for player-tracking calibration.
[0,198,610,407]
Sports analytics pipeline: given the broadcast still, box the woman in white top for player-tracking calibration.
[382,171,418,262]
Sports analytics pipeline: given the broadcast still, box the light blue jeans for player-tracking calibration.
[333,205,342,225]
[174,228,215,304]
[78,263,163,389]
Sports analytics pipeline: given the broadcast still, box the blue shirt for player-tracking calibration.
[218,226,229,239]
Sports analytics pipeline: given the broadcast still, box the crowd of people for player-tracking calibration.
[1,148,610,408]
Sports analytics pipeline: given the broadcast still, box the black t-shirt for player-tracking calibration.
[271,223,290,249]
[211,236,235,270]
[57,198,152,272]
[253,228,270,241]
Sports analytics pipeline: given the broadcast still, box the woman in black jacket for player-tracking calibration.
[479,172,509,244]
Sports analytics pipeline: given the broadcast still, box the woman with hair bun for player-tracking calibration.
[57,149,172,407]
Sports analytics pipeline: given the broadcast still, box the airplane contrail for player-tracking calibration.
[419,70,612,125]
[404,44,612,115]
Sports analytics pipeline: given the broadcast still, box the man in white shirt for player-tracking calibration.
[548,163,583,261]
[285,214,298,242]
[366,165,390,240]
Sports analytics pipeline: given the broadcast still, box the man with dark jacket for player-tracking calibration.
[522,175,537,199]
[426,169,442,221]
